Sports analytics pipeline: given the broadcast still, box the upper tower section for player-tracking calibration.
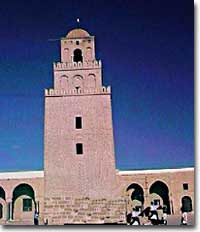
[47,27,107,96]
[61,28,95,63]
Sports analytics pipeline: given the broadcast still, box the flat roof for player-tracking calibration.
[0,167,194,179]
[117,167,194,175]
[0,170,44,180]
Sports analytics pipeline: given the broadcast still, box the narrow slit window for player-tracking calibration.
[76,143,83,155]
[76,117,82,129]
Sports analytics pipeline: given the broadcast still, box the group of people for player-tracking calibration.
[127,202,168,226]
[149,202,168,225]
[127,202,190,226]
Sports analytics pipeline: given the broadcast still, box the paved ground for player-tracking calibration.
[3,213,195,226]
[167,213,194,226]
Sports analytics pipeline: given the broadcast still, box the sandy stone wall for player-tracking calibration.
[44,197,126,225]
[44,93,118,199]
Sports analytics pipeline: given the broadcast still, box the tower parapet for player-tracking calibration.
[45,86,111,96]
[53,60,102,71]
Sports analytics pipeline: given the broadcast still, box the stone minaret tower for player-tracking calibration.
[44,28,118,200]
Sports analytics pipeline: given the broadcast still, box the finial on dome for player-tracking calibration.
[76,18,80,28]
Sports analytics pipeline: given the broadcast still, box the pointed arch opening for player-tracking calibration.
[149,180,171,214]
[126,183,144,212]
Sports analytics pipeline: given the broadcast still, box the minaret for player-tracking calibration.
[44,28,117,199]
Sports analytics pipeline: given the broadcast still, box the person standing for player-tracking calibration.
[131,208,140,225]
[181,211,188,225]
[34,211,39,225]
[163,205,168,225]
[150,202,159,225]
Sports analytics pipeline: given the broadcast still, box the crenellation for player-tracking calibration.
[44,86,111,97]
[53,60,101,71]
[45,89,49,95]
[107,86,111,93]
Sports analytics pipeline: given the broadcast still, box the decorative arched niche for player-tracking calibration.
[86,47,92,60]
[73,75,83,90]
[87,74,96,88]
[59,75,69,89]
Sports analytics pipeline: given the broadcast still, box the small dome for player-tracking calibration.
[66,28,90,38]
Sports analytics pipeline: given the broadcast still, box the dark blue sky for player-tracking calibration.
[0,0,194,171]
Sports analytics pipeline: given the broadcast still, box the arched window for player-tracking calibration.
[181,196,192,212]
[73,49,83,63]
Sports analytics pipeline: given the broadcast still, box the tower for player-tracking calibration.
[44,28,118,200]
